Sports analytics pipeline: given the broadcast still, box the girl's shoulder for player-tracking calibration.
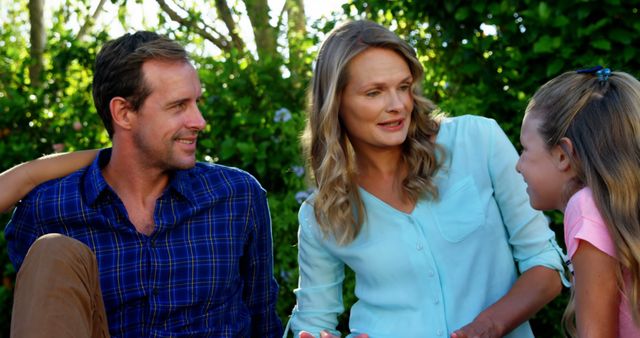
[564,187,615,258]
[566,187,598,217]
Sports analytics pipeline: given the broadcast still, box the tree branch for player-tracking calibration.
[243,0,277,61]
[28,0,45,87]
[76,0,108,41]
[284,0,307,78]
[214,0,246,51]
[155,0,232,52]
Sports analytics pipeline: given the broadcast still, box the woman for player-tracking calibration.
[287,20,566,338]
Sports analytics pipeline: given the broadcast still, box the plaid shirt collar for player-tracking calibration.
[83,148,197,208]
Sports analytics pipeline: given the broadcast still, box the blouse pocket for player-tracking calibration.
[434,176,485,242]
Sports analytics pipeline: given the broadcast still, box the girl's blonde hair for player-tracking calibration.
[526,69,640,336]
[301,20,443,245]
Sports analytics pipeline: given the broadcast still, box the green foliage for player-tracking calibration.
[2,0,639,336]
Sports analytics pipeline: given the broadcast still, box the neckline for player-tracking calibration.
[358,186,416,216]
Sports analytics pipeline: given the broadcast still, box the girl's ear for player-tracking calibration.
[109,97,134,131]
[553,137,574,171]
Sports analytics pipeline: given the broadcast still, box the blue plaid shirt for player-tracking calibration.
[6,149,283,337]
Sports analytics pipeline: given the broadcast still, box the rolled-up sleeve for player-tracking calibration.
[486,119,567,278]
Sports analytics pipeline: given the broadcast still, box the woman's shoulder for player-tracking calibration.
[439,114,500,133]
[298,194,320,229]
[297,195,336,243]
[437,114,502,147]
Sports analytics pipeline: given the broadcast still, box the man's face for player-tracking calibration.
[131,59,206,171]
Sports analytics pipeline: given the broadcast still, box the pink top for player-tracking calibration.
[564,187,640,337]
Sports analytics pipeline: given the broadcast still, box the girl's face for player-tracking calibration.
[516,115,573,211]
[339,47,413,155]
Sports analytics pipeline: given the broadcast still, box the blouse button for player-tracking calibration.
[416,242,423,251]
[436,329,444,336]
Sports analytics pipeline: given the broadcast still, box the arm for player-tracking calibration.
[244,184,283,337]
[572,241,619,338]
[451,266,561,338]
[0,150,98,213]
[287,201,344,338]
[452,119,565,337]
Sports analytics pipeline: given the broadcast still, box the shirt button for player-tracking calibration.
[152,288,159,296]
[428,269,435,277]
[416,243,423,250]
[434,298,440,304]
[436,329,443,336]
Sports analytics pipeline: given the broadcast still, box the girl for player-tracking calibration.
[516,66,640,337]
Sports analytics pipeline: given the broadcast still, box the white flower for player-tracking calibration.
[295,188,317,204]
[274,108,292,123]
[291,165,305,177]
[295,190,310,204]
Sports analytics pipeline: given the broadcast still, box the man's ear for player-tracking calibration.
[109,97,134,131]
[553,137,574,172]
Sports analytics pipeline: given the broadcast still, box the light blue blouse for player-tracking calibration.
[287,115,566,338]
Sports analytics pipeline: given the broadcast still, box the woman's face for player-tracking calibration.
[339,47,413,154]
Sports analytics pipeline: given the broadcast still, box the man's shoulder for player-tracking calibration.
[190,162,265,192]
[21,169,86,205]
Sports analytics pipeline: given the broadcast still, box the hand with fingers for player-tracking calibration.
[299,330,369,338]
[450,317,500,338]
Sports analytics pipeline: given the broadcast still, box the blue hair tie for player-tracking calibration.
[597,67,611,81]
[576,65,611,82]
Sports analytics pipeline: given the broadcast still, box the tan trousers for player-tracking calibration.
[11,233,110,338]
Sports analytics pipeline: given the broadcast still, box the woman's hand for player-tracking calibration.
[450,317,500,338]
[451,266,561,338]
[299,330,369,338]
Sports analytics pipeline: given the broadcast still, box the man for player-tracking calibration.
[5,31,283,337]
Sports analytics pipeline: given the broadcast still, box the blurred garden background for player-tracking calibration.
[1,0,639,336]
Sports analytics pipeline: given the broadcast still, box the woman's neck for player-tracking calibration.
[356,148,414,213]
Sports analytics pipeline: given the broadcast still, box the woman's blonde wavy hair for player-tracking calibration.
[301,20,443,245]
[526,69,640,336]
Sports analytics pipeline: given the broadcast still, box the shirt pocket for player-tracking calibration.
[434,176,485,242]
